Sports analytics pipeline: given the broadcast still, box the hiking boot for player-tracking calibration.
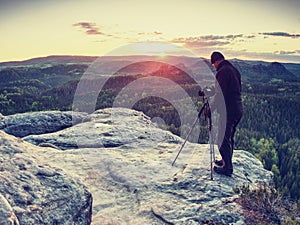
[214,159,224,167]
[213,166,233,177]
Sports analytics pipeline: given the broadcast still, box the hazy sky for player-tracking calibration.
[1,0,300,62]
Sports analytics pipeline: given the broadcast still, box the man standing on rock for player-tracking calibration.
[209,51,243,176]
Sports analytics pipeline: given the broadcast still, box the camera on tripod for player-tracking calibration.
[173,85,216,180]
[198,87,214,97]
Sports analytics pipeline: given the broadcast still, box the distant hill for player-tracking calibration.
[284,62,300,78]
[0,55,299,115]
[0,55,97,67]
[0,64,87,87]
[1,55,298,80]
[231,60,298,82]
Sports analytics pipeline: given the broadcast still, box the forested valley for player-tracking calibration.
[0,56,299,201]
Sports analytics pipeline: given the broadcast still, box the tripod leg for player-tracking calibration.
[172,116,199,166]
[172,101,208,166]
[209,130,214,180]
[212,127,215,162]
[208,112,214,180]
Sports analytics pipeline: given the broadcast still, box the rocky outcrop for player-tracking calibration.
[20,108,273,224]
[0,111,87,138]
[0,131,92,225]
[23,108,178,150]
[0,193,19,225]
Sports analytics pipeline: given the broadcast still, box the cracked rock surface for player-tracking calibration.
[19,108,273,224]
[0,131,92,225]
[0,111,87,138]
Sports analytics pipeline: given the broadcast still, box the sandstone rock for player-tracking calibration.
[23,108,273,224]
[0,193,20,225]
[0,111,87,138]
[24,108,180,150]
[0,131,92,225]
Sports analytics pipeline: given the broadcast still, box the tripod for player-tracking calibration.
[172,95,215,180]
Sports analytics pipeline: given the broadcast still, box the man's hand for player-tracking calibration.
[198,89,205,97]
[198,87,215,97]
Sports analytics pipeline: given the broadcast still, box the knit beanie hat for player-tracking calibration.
[211,52,224,64]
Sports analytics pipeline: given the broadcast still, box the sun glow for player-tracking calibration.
[107,42,194,57]
[158,52,167,59]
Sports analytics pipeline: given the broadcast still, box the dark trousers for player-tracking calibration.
[217,114,242,171]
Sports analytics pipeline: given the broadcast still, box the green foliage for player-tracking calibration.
[238,93,299,144]
[271,164,280,186]
[277,139,300,200]
[249,138,278,170]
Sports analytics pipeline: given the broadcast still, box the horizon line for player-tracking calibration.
[0,54,299,65]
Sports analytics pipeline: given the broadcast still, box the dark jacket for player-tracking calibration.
[212,60,243,118]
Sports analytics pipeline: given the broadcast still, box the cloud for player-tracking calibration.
[73,22,104,35]
[274,50,300,55]
[172,34,245,48]
[86,29,104,35]
[153,31,162,35]
[245,35,256,39]
[73,22,95,29]
[200,34,244,40]
[137,31,163,35]
[186,40,230,48]
[173,34,243,43]
[260,32,300,38]
[222,49,300,63]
